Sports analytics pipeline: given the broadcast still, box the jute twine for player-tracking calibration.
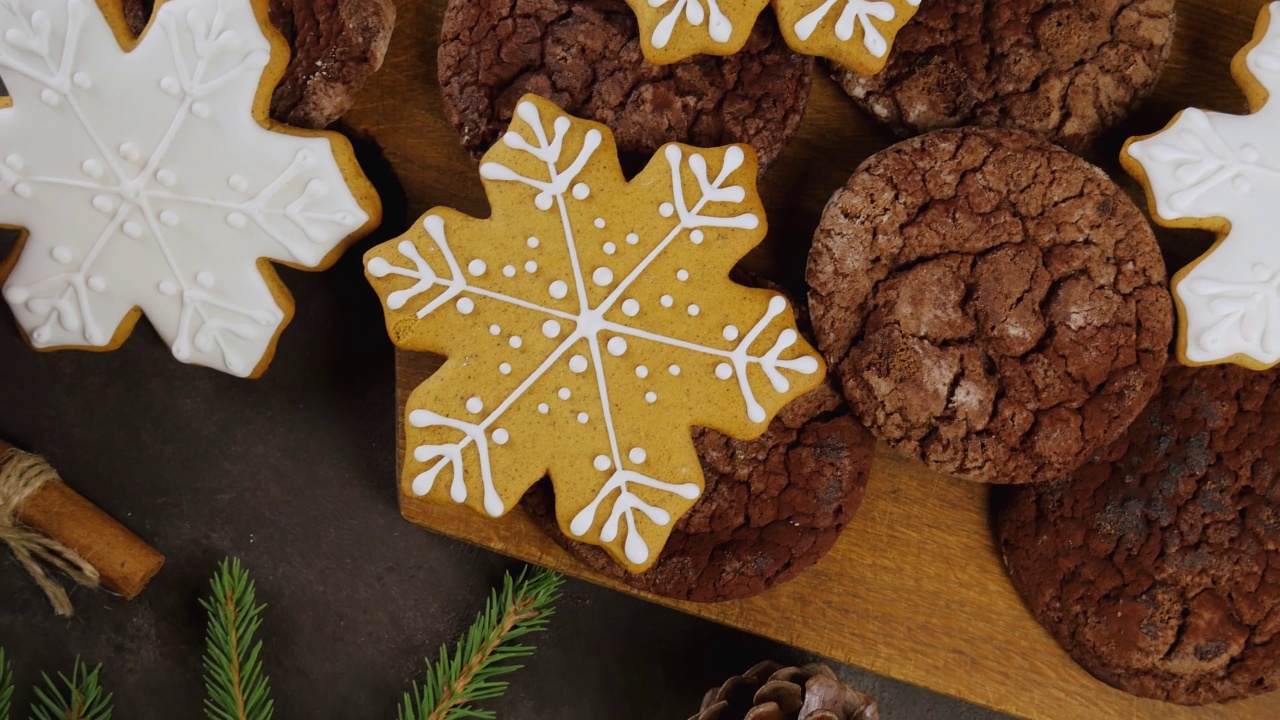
[0,448,100,616]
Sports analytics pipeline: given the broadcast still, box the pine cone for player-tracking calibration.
[690,661,879,720]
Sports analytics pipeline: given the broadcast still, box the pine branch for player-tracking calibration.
[200,558,274,720]
[0,648,12,720]
[398,566,564,720]
[28,658,112,720]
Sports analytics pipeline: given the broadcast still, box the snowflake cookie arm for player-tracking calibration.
[611,141,825,437]
[623,0,770,65]
[1122,2,1280,369]
[773,0,921,74]
[0,0,380,377]
[365,96,824,572]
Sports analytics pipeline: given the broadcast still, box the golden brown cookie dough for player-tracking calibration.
[365,96,825,572]
[623,0,920,73]
[524,276,873,602]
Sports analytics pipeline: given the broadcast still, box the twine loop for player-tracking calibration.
[0,448,100,616]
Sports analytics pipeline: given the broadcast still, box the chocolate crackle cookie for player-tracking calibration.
[998,364,1280,705]
[437,0,813,168]
[525,277,874,602]
[123,0,395,128]
[832,0,1176,152]
[807,127,1172,485]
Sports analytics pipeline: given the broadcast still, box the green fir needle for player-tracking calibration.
[200,558,275,720]
[398,566,564,720]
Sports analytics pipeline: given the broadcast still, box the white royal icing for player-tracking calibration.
[793,0,921,57]
[0,0,368,376]
[1127,2,1280,367]
[648,0,734,49]
[368,100,820,565]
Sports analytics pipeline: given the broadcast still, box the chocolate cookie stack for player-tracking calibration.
[437,0,814,168]
[434,1,861,604]
[421,0,1279,708]
[801,1,1280,709]
[997,364,1280,705]
[523,275,876,603]
[832,0,1177,152]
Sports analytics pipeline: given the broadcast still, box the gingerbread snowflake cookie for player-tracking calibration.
[1124,2,1280,370]
[627,0,920,72]
[365,95,825,572]
[121,0,396,129]
[0,0,380,377]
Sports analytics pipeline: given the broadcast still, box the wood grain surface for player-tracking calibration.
[341,1,1280,718]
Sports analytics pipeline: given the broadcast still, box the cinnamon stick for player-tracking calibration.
[0,438,165,600]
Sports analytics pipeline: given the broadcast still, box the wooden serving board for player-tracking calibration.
[341,1,1280,718]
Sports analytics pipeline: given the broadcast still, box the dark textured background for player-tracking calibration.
[0,220,1009,719]
[0,3,1004,704]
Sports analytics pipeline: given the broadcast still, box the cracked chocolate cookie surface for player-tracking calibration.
[124,0,394,128]
[437,0,813,167]
[525,378,873,602]
[832,0,1176,152]
[998,364,1280,705]
[807,127,1172,485]
[524,276,874,602]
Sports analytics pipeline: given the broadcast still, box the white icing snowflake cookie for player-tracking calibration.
[626,0,922,72]
[0,0,380,377]
[1124,2,1280,370]
[365,95,825,573]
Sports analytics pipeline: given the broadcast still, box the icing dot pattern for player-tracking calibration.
[368,97,823,571]
[1126,7,1280,369]
[0,0,372,378]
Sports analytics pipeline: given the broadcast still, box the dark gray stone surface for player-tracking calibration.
[0,164,1007,719]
